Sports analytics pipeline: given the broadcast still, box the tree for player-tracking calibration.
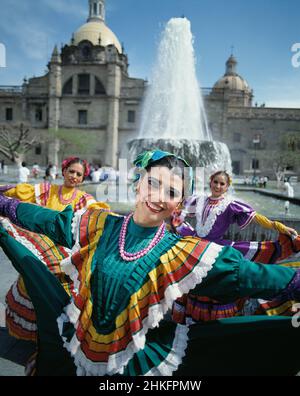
[270,133,300,187]
[0,123,37,164]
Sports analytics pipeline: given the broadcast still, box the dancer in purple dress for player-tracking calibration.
[171,171,300,323]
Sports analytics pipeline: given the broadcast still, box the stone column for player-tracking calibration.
[21,80,28,122]
[48,46,62,166]
[105,62,121,168]
[90,74,96,96]
[73,74,78,96]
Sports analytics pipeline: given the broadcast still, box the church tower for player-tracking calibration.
[225,54,238,76]
[211,54,253,107]
[88,0,105,22]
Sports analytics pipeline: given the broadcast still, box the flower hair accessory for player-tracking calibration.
[133,150,193,194]
[133,150,190,169]
[61,157,90,178]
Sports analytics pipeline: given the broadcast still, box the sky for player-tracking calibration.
[0,0,300,108]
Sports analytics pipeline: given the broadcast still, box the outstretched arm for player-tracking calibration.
[254,212,298,237]
[192,245,299,302]
[0,194,74,248]
[1,183,36,202]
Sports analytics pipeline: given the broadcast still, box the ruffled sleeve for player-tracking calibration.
[34,182,52,206]
[16,203,74,248]
[4,183,36,203]
[230,200,256,229]
[73,192,99,212]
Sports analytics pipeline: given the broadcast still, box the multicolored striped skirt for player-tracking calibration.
[2,219,74,342]
[172,234,300,323]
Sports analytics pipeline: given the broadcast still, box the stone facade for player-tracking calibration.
[205,87,300,178]
[0,0,145,168]
[0,0,299,178]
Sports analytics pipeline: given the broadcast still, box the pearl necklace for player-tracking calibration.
[58,185,78,205]
[119,213,166,262]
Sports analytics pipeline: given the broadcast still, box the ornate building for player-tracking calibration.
[204,55,300,177]
[0,0,145,168]
[0,0,300,177]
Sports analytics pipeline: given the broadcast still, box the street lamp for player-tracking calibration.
[253,134,260,178]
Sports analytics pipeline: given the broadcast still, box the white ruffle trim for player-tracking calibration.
[196,195,232,237]
[243,241,259,260]
[34,183,41,205]
[56,242,223,376]
[60,208,87,294]
[144,324,189,376]
[6,306,37,331]
[10,280,34,310]
[0,218,46,265]
[7,285,37,332]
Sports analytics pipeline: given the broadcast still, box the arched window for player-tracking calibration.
[82,45,91,60]
[93,2,97,15]
[63,77,73,95]
[95,77,106,95]
[78,74,90,95]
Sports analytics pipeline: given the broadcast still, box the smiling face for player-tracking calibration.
[210,174,229,198]
[63,162,85,188]
[134,166,184,227]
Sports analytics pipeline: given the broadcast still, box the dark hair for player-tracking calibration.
[61,157,90,178]
[145,155,187,173]
[21,161,26,167]
[210,170,231,186]
[144,155,192,198]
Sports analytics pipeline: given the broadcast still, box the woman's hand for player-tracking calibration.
[0,194,21,226]
[284,226,298,238]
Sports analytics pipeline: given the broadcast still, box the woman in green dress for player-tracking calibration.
[0,150,299,376]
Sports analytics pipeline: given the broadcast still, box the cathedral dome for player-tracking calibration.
[73,21,122,53]
[213,74,250,91]
[213,55,251,93]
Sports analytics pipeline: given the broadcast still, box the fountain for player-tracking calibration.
[126,17,231,180]
[284,181,294,198]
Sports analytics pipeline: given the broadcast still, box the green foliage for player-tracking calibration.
[48,128,100,154]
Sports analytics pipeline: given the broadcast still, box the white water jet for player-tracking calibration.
[138,18,211,141]
[126,17,232,186]
[284,181,294,198]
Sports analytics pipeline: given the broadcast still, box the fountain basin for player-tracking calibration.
[127,138,232,176]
